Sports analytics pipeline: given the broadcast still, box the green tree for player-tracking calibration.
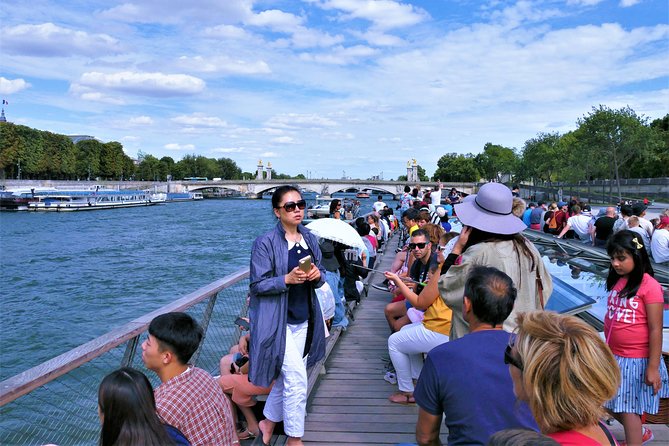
[575,105,657,201]
[137,154,161,181]
[76,139,103,180]
[216,157,242,179]
[434,153,480,182]
[416,165,429,182]
[521,132,563,186]
[475,143,518,182]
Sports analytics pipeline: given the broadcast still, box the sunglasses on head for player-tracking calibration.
[504,343,523,371]
[408,242,428,250]
[278,200,307,212]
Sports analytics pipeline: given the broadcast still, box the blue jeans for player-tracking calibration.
[325,271,348,328]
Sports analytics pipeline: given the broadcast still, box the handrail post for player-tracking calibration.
[190,293,218,366]
[121,335,140,368]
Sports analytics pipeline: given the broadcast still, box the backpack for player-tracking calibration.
[548,211,558,230]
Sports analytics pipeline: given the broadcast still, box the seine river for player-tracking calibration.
[0,194,382,381]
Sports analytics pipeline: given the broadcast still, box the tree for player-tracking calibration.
[475,143,518,182]
[416,165,429,182]
[137,154,161,180]
[216,157,242,179]
[76,139,103,180]
[433,153,480,182]
[521,132,563,186]
[575,105,656,202]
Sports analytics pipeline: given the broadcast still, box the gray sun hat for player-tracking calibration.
[454,183,527,235]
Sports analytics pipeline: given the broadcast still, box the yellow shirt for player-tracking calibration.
[409,224,419,235]
[422,297,452,336]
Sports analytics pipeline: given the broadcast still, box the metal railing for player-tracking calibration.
[0,269,250,446]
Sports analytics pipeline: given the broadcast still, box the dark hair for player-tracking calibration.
[271,185,300,209]
[620,204,633,217]
[411,228,430,241]
[464,266,517,327]
[329,199,341,215]
[98,368,175,446]
[356,221,370,237]
[487,429,559,446]
[606,230,654,297]
[377,195,383,200]
[148,312,203,365]
[411,188,419,198]
[402,208,419,222]
[404,185,411,193]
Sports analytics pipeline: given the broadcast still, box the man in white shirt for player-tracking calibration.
[430,183,442,209]
[556,205,592,243]
[373,195,387,213]
[650,216,669,265]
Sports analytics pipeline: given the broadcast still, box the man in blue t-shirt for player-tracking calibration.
[414,266,538,446]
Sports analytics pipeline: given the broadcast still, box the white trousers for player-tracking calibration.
[263,321,309,438]
[388,322,449,393]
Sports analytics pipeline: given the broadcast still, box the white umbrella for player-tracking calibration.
[306,218,366,251]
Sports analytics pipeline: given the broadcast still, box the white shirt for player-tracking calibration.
[430,189,441,206]
[651,228,669,264]
[372,201,386,213]
[567,214,592,242]
[637,216,654,238]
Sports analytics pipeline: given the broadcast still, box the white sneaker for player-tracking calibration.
[384,371,397,384]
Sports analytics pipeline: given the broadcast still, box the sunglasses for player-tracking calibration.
[408,242,428,250]
[277,200,307,212]
[504,343,523,371]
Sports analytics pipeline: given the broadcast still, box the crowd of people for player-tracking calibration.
[90,182,667,446]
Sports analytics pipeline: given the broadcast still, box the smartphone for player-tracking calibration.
[298,255,312,273]
[234,317,250,330]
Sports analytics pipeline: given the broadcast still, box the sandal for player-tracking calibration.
[388,392,415,405]
[236,427,257,440]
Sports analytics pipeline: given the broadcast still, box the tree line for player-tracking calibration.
[1,105,667,187]
[431,106,668,197]
[0,123,297,181]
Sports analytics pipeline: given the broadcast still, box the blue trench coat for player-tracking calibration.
[248,221,326,388]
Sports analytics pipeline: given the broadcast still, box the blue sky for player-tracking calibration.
[1,0,667,179]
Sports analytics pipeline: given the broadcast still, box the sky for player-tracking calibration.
[1,0,667,180]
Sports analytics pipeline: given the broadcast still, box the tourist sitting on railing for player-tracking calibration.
[384,232,453,405]
[438,182,553,341]
[415,266,537,446]
[556,204,592,243]
[508,311,620,445]
[98,367,190,446]
[141,312,236,446]
[218,333,272,442]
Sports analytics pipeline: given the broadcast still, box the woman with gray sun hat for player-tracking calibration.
[438,182,553,340]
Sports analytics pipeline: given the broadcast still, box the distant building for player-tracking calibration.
[0,108,6,123]
[67,135,97,144]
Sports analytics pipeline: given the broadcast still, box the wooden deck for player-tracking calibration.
[256,233,669,445]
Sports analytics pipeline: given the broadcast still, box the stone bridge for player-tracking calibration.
[183,179,476,198]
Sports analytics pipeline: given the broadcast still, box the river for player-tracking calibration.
[0,194,384,381]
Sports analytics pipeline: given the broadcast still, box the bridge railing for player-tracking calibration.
[0,269,250,446]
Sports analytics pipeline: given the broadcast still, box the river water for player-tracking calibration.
[0,194,383,381]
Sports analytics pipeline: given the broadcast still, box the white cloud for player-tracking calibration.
[2,23,119,57]
[620,0,642,6]
[318,0,429,30]
[350,30,405,47]
[246,9,304,32]
[0,77,30,94]
[177,55,271,75]
[322,131,354,140]
[69,84,126,104]
[128,116,153,125]
[299,44,377,64]
[289,27,345,48]
[203,25,249,39]
[99,0,253,25]
[78,71,205,97]
[260,151,279,157]
[266,113,339,129]
[164,143,195,151]
[172,113,228,127]
[271,136,300,144]
[566,0,605,6]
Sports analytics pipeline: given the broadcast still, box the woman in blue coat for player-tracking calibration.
[249,185,326,446]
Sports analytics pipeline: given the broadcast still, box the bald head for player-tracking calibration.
[606,207,616,217]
